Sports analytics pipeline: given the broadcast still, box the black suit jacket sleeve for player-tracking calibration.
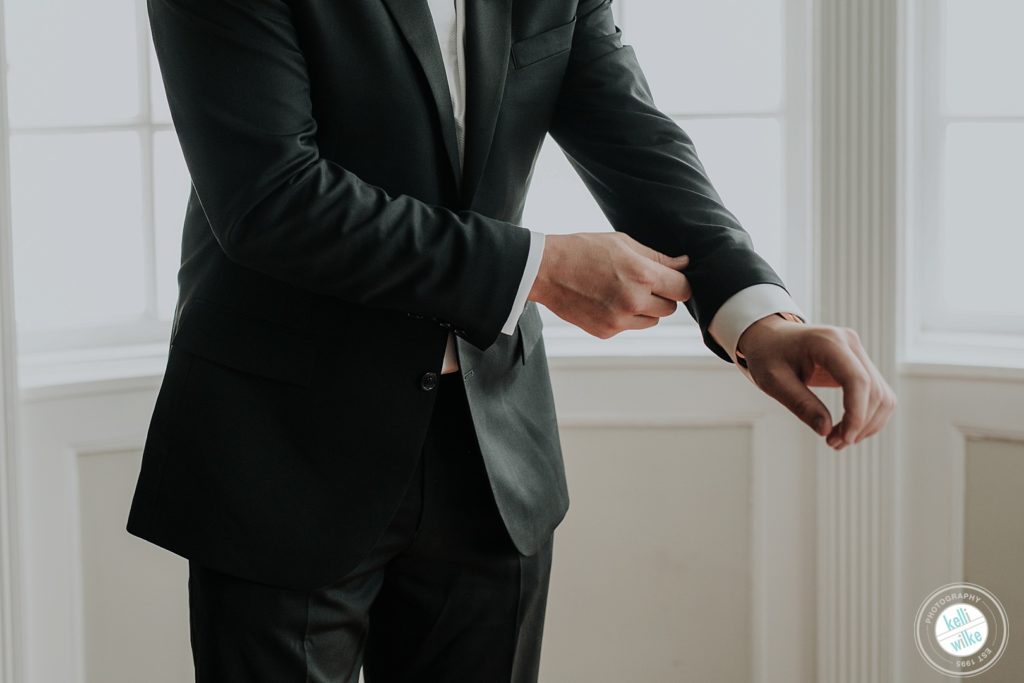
[148,0,532,351]
[548,0,789,363]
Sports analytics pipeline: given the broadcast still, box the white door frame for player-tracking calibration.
[0,0,25,679]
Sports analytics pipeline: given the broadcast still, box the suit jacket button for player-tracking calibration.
[420,371,439,391]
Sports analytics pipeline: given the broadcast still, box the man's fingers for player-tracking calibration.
[621,235,690,271]
[616,234,690,301]
[811,333,872,447]
[625,314,662,331]
[740,321,894,449]
[846,338,897,443]
[649,266,692,302]
[663,253,691,270]
[755,363,833,436]
[634,294,679,318]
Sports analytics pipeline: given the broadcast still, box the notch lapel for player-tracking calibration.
[462,0,513,206]
[379,0,463,190]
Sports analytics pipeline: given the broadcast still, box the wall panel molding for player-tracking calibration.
[899,374,1024,681]
[549,360,817,683]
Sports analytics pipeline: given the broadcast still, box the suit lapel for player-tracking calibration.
[462,0,513,206]
[379,0,463,190]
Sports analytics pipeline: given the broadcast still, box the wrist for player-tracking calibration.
[528,234,562,304]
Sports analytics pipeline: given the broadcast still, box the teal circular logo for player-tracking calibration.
[914,582,1008,677]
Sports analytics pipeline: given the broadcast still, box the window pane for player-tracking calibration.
[522,136,612,234]
[675,117,785,276]
[624,0,783,114]
[4,0,141,127]
[944,0,1024,116]
[941,123,1024,316]
[10,132,147,332]
[154,131,190,320]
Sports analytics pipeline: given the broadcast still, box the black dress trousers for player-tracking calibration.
[186,371,554,682]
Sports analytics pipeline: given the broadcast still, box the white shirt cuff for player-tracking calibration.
[500,230,546,336]
[707,283,807,366]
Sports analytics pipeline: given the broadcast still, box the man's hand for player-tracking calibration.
[528,232,691,338]
[737,315,897,450]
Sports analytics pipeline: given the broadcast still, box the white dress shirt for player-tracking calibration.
[426,0,805,379]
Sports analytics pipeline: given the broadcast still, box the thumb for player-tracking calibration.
[650,252,690,271]
[662,253,690,270]
[622,237,690,270]
[754,363,833,436]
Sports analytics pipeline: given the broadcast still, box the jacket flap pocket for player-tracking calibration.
[171,298,315,387]
[512,17,577,69]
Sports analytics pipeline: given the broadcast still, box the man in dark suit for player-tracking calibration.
[128,0,896,680]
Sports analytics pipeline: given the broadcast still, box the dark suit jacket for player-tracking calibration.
[127,0,788,590]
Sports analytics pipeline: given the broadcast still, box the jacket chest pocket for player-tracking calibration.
[511,16,576,70]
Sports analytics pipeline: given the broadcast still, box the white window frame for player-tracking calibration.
[903,0,1024,367]
[10,8,174,378]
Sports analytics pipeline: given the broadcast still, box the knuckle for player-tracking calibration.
[632,264,656,289]
[623,294,645,316]
[852,369,872,388]
[869,387,884,408]
[812,327,843,347]
[827,327,848,344]
[616,234,638,251]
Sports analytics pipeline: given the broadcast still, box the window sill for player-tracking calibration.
[903,329,1024,379]
[18,343,169,403]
